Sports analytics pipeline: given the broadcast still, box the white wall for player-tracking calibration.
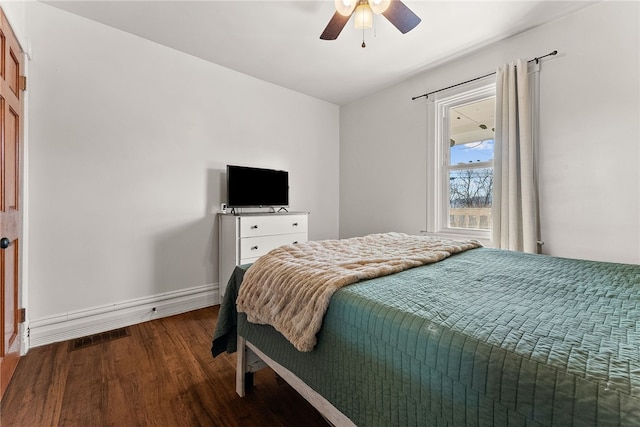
[26,2,339,323]
[340,1,639,265]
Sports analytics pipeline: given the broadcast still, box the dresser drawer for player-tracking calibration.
[239,214,307,238]
[240,232,307,260]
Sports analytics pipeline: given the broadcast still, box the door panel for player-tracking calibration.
[6,48,18,96]
[0,7,24,401]
[3,241,17,350]
[5,104,19,209]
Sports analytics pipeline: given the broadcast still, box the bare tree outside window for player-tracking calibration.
[449,167,493,229]
[449,167,493,208]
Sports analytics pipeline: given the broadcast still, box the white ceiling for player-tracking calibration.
[451,97,495,146]
[45,1,595,105]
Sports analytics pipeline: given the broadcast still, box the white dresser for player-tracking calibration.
[218,212,309,298]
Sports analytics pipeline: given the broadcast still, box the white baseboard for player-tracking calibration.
[27,283,219,349]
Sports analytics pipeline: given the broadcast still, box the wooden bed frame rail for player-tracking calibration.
[236,336,356,427]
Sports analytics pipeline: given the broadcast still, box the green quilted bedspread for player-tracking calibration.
[212,248,640,426]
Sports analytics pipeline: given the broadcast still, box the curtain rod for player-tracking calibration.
[411,50,557,101]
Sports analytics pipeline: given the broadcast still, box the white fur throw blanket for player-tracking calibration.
[236,232,481,352]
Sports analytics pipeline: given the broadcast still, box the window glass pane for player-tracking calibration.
[449,167,493,230]
[449,97,495,165]
[447,96,495,231]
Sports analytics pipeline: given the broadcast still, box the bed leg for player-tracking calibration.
[236,336,267,397]
[236,336,248,397]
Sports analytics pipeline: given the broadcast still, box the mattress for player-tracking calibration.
[212,248,640,426]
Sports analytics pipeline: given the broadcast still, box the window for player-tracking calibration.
[447,97,495,230]
[425,80,496,240]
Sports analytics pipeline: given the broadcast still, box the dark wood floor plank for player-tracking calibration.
[1,306,329,426]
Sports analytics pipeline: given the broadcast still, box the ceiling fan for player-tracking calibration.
[320,0,421,42]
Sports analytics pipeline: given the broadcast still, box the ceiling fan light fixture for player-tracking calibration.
[354,3,373,29]
[320,0,420,42]
[368,0,391,14]
[335,0,357,16]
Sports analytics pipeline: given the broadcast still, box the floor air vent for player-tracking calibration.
[68,327,130,352]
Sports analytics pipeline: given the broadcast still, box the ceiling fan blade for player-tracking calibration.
[320,11,352,40]
[382,0,421,34]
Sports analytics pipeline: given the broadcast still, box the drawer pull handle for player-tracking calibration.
[292,222,299,226]
[251,225,259,229]
[251,246,259,250]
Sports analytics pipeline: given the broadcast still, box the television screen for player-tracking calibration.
[226,165,289,208]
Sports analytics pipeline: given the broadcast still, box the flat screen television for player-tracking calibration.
[226,165,289,208]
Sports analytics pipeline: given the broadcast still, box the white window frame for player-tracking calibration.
[425,78,496,243]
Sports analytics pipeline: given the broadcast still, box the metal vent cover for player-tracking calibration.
[68,327,130,352]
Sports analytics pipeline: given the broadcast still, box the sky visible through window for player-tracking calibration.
[450,139,494,165]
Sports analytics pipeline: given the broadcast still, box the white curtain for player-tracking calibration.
[492,59,538,253]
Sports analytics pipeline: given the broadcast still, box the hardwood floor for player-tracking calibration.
[0,307,329,426]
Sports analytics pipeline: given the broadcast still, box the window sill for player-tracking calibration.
[420,230,493,248]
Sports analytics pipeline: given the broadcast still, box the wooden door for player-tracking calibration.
[0,7,24,400]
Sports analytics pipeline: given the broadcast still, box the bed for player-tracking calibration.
[212,234,640,426]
